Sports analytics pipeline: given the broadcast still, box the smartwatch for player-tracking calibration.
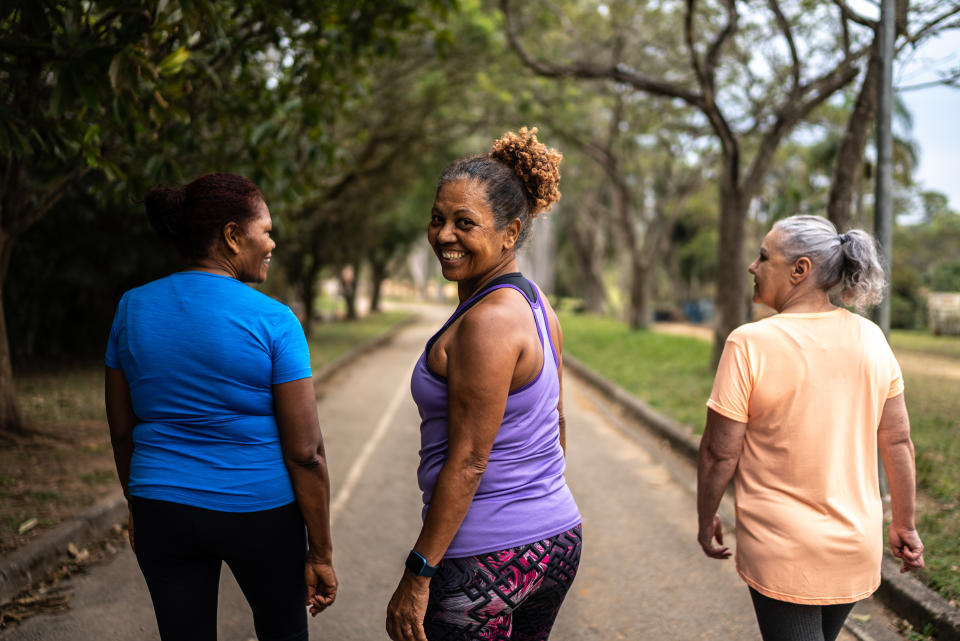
[405,550,439,577]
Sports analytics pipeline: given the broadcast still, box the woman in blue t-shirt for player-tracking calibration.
[105,173,337,640]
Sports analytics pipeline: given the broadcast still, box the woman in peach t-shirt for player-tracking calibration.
[697,215,924,641]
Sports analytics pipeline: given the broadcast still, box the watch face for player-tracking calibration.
[405,550,437,576]
[405,553,425,574]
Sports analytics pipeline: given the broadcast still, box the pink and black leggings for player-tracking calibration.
[424,525,583,641]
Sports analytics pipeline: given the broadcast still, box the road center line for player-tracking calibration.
[329,357,418,526]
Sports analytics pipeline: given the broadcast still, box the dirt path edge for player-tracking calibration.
[0,492,128,605]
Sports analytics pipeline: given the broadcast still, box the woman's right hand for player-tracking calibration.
[305,554,338,615]
[889,524,925,573]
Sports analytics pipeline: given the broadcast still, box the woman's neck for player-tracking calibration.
[777,287,836,314]
[185,255,239,280]
[457,259,520,303]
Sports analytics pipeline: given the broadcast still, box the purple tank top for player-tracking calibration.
[410,277,581,558]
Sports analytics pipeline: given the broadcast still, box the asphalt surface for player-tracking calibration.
[2,307,872,640]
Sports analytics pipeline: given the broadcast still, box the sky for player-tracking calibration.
[897,31,960,213]
[838,1,960,214]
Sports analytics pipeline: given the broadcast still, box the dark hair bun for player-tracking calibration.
[144,186,185,242]
[489,126,562,217]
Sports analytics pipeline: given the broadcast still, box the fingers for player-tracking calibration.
[698,515,731,559]
[703,543,732,559]
[889,526,925,573]
[305,563,338,616]
[714,517,724,546]
[386,579,429,641]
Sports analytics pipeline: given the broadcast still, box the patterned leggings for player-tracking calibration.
[423,525,582,641]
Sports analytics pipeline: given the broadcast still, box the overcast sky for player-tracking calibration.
[894,31,960,211]
[897,31,960,213]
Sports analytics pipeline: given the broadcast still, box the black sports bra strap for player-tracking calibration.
[426,272,537,355]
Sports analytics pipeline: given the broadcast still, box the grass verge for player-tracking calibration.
[559,313,714,429]
[0,310,413,555]
[560,312,959,605]
[307,310,411,369]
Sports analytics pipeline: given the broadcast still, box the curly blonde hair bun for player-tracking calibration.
[489,126,562,217]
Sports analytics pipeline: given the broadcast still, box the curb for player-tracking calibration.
[563,353,960,641]
[0,314,417,608]
[313,315,418,387]
[0,492,128,605]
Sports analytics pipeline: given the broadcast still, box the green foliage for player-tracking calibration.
[891,197,960,327]
[929,260,960,292]
[2,0,455,361]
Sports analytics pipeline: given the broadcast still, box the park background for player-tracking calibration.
[1,0,958,630]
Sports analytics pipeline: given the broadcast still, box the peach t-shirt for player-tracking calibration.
[707,308,903,605]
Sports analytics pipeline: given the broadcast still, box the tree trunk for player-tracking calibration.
[339,262,360,321]
[625,255,652,329]
[712,181,748,366]
[0,232,23,434]
[369,259,388,313]
[827,47,879,232]
[299,263,319,339]
[609,176,652,330]
[568,210,607,314]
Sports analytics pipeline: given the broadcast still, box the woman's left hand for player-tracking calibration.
[698,514,731,559]
[386,572,430,641]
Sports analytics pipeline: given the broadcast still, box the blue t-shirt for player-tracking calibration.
[105,271,312,512]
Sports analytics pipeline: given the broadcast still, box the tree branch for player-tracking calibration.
[744,54,863,198]
[15,167,89,236]
[767,0,801,95]
[831,0,878,28]
[704,0,738,85]
[899,6,960,49]
[684,0,706,88]
[897,69,960,91]
[500,0,702,106]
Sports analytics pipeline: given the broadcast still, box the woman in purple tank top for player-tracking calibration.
[386,128,582,641]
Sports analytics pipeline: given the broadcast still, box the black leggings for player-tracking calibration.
[131,497,308,641]
[749,587,856,641]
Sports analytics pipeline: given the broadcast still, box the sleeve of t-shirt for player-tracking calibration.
[705,335,752,423]
[887,348,904,398]
[105,295,126,370]
[271,307,313,385]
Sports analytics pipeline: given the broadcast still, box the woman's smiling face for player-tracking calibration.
[428,178,517,285]
[232,198,275,283]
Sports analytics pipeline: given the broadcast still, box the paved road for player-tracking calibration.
[3,308,876,640]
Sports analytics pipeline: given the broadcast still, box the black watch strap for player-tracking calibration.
[405,550,439,577]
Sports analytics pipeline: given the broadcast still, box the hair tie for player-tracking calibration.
[838,233,849,245]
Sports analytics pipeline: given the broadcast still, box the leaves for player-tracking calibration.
[157,46,190,76]
[17,518,38,535]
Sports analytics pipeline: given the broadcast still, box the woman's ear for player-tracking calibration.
[502,218,523,250]
[791,256,812,284]
[223,221,242,255]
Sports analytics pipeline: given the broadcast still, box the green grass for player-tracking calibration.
[900,370,960,603]
[27,490,59,502]
[559,313,715,430]
[307,311,412,370]
[890,329,960,360]
[559,312,960,603]
[80,469,116,485]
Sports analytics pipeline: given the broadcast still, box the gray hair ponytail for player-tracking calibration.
[772,215,886,310]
